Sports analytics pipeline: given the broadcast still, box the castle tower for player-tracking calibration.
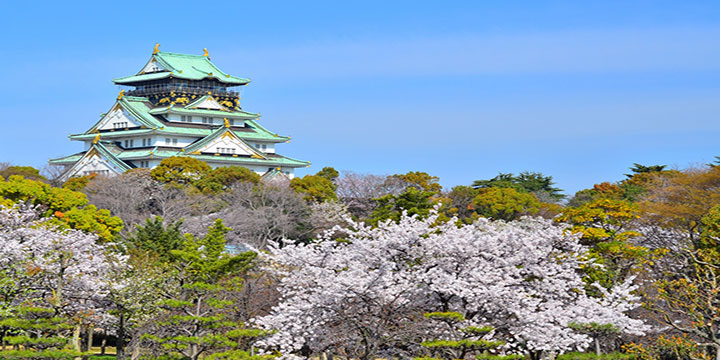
[50,45,309,181]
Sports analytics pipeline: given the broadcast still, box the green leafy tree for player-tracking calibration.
[0,166,47,183]
[556,199,660,293]
[194,166,260,194]
[389,171,442,192]
[368,187,438,225]
[0,175,122,241]
[143,220,267,360]
[150,156,212,186]
[471,187,542,221]
[122,216,185,262]
[62,173,96,191]
[59,205,123,243]
[290,175,337,203]
[473,171,564,202]
[315,167,339,182]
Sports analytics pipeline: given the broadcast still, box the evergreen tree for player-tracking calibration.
[472,171,564,201]
[143,220,268,360]
[122,216,184,262]
[415,312,515,360]
[0,303,86,360]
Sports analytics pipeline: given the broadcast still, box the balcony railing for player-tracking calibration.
[124,84,241,98]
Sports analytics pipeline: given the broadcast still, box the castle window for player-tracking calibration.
[202,117,213,124]
[217,147,236,154]
[181,115,192,122]
[124,139,134,148]
[113,122,128,129]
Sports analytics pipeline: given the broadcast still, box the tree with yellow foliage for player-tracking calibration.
[0,175,122,241]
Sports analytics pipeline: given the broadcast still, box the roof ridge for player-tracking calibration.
[156,51,206,58]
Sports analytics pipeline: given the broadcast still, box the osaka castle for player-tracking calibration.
[50,45,309,181]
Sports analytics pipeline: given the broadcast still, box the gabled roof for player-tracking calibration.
[182,125,267,158]
[52,141,133,181]
[261,167,291,183]
[71,98,289,142]
[185,94,231,111]
[113,50,249,86]
[86,96,165,133]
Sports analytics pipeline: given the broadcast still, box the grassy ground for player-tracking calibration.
[89,346,117,359]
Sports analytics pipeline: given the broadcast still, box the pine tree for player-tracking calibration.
[142,219,270,360]
[416,312,518,360]
[0,304,86,360]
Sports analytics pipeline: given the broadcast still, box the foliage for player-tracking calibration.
[0,166,47,182]
[290,175,337,203]
[315,167,339,182]
[556,199,641,246]
[648,248,720,358]
[471,187,541,221]
[556,352,635,360]
[150,156,212,186]
[194,166,260,194]
[0,175,87,213]
[640,166,720,243]
[62,173,96,191]
[368,186,438,225]
[472,171,564,202]
[444,185,479,221]
[623,335,707,360]
[418,311,508,360]
[0,175,122,241]
[389,171,442,192]
[625,164,667,178]
[143,219,265,360]
[122,216,184,261]
[58,204,124,243]
[0,305,87,360]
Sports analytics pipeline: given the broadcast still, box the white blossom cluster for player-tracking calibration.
[0,205,122,325]
[255,212,649,358]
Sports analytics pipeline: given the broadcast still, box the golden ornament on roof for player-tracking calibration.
[93,134,101,144]
[224,118,230,128]
[203,48,209,57]
[153,43,160,54]
[117,90,125,100]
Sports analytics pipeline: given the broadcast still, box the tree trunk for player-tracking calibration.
[100,334,106,356]
[73,324,81,351]
[87,326,94,354]
[130,335,141,360]
[116,313,126,360]
[595,337,601,356]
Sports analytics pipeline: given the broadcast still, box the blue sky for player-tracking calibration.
[2,1,720,195]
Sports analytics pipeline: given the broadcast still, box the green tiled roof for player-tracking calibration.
[148,105,258,119]
[49,153,84,164]
[76,95,287,143]
[183,125,269,159]
[114,51,249,86]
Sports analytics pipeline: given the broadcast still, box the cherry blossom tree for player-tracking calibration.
[255,212,648,359]
[0,205,122,352]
